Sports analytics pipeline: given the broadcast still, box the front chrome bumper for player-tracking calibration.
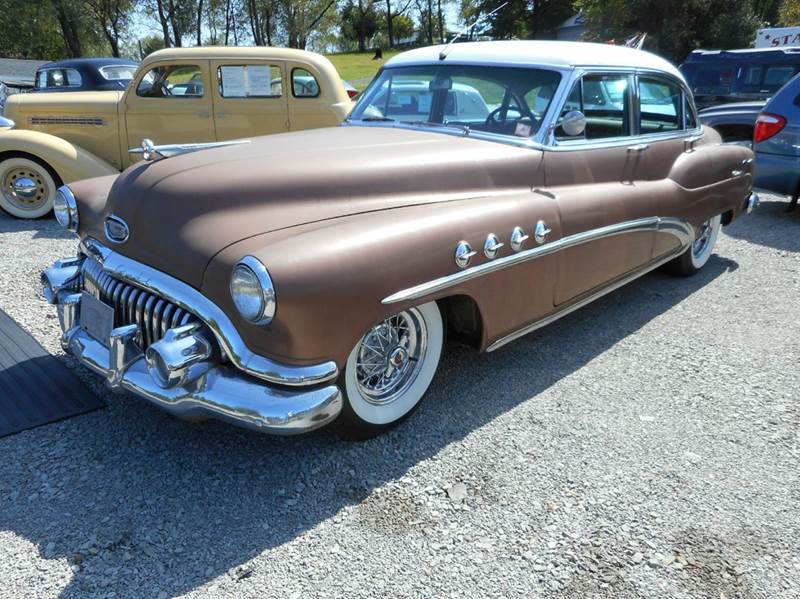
[42,254,342,435]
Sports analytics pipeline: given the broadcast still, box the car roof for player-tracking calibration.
[385,41,684,81]
[683,47,800,63]
[38,57,138,70]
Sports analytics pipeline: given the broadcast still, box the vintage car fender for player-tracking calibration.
[203,192,565,368]
[0,128,118,183]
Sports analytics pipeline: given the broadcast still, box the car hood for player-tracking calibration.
[4,89,122,122]
[81,125,538,288]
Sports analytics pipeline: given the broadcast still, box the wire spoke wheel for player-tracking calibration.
[341,301,444,435]
[355,310,427,406]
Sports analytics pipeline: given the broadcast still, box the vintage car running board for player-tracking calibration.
[382,217,693,306]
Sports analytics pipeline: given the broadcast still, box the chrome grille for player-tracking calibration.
[81,257,198,348]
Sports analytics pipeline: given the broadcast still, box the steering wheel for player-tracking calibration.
[485,105,526,126]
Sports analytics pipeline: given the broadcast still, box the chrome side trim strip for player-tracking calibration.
[79,238,338,387]
[382,217,692,305]
[486,237,692,352]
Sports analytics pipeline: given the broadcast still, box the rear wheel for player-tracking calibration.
[664,215,721,276]
[0,156,59,218]
[336,301,444,440]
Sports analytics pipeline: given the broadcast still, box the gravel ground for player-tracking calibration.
[0,194,797,599]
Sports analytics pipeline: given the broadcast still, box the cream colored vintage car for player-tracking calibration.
[0,47,353,218]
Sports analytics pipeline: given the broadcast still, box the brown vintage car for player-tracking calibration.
[41,41,758,439]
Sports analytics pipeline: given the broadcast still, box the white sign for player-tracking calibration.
[756,27,800,48]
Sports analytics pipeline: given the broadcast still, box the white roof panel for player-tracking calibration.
[386,41,684,81]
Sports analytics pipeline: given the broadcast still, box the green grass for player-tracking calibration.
[325,50,403,90]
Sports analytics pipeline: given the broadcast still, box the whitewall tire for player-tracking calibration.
[665,215,722,276]
[0,157,59,219]
[337,301,444,439]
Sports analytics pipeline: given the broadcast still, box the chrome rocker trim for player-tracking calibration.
[486,238,692,352]
[383,217,693,305]
[79,237,338,387]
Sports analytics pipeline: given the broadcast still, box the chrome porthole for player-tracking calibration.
[354,309,428,406]
[454,240,477,269]
[510,226,529,252]
[484,233,504,259]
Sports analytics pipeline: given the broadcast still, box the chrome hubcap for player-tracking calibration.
[3,167,48,210]
[692,220,713,258]
[355,309,427,405]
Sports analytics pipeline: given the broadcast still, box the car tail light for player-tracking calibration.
[754,112,787,143]
[347,88,359,99]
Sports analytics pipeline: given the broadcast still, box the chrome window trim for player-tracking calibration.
[79,237,338,387]
[543,67,702,150]
[382,217,693,305]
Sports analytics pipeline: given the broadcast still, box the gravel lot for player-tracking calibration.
[0,194,797,599]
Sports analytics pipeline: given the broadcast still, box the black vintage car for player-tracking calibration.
[33,58,138,93]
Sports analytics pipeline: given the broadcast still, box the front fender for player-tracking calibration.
[203,192,560,367]
[0,129,118,183]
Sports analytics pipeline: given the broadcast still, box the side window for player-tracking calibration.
[136,65,204,98]
[558,74,630,139]
[292,68,320,98]
[684,96,698,129]
[638,77,681,133]
[218,64,282,98]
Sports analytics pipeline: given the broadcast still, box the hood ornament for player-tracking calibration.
[129,138,251,162]
[105,215,130,244]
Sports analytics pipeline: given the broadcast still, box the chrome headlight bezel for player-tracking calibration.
[53,186,79,232]
[230,256,276,325]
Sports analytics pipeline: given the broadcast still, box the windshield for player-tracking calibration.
[349,65,561,138]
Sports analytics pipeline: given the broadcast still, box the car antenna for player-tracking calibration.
[439,2,508,61]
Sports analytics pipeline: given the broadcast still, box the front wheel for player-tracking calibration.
[0,156,59,218]
[335,301,444,440]
[664,215,721,276]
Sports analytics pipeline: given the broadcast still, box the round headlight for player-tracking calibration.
[230,256,276,325]
[53,186,78,231]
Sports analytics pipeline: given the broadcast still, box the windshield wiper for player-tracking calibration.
[355,116,396,122]
[406,120,470,135]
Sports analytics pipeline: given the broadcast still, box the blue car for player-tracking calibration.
[681,47,800,110]
[752,72,800,211]
[33,57,138,93]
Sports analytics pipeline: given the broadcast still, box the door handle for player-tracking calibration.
[217,112,230,118]
[534,220,551,244]
[197,111,211,119]
[627,143,649,152]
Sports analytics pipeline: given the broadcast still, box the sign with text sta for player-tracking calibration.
[756,27,800,48]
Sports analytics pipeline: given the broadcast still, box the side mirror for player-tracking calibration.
[559,110,586,137]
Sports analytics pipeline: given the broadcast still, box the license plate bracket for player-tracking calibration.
[80,291,115,347]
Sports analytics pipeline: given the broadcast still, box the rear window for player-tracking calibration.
[690,66,735,95]
[36,68,82,89]
[100,65,136,81]
[739,64,798,92]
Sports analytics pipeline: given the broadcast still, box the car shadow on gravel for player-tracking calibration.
[0,210,76,240]
[724,195,800,252]
[0,255,736,598]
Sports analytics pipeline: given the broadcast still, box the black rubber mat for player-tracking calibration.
[0,308,102,438]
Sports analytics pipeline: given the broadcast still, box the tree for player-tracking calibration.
[779,0,800,24]
[276,0,338,48]
[467,0,575,40]
[577,0,761,63]
[85,0,133,57]
[246,0,277,45]
[50,0,84,56]
[341,0,379,51]
[384,0,414,46]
